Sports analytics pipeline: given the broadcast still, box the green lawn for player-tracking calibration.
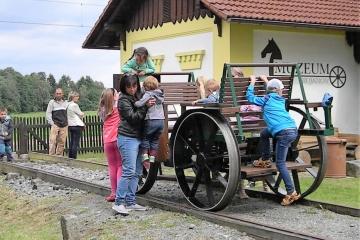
[77,152,106,164]
[303,177,360,209]
[0,180,62,239]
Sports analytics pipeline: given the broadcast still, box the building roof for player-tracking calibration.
[83,0,360,49]
[201,0,360,28]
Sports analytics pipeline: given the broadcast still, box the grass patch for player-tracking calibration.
[77,152,106,164]
[0,182,62,239]
[303,177,360,209]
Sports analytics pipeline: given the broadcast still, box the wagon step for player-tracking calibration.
[298,128,334,136]
[241,162,312,178]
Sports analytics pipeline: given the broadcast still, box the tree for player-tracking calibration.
[57,75,75,98]
[76,76,104,111]
[0,68,104,113]
[47,74,56,94]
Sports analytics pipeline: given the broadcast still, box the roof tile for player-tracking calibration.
[201,0,360,27]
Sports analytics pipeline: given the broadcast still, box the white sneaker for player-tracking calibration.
[112,204,129,215]
[126,203,147,211]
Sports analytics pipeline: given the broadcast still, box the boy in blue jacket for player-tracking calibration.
[246,75,300,206]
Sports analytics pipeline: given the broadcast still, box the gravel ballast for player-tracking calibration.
[1,164,254,240]
[7,161,360,240]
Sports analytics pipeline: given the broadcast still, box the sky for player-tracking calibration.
[0,0,119,87]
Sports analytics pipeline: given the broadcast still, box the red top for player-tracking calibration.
[103,107,120,143]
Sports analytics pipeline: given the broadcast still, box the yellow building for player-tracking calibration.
[83,0,360,135]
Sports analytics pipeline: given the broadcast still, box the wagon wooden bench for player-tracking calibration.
[167,63,334,211]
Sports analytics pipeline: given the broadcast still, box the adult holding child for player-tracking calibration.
[98,88,122,202]
[121,47,156,83]
[112,74,155,215]
[67,91,85,159]
[46,88,68,156]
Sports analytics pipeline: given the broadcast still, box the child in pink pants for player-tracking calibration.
[98,88,122,202]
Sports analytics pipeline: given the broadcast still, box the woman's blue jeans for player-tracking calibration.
[260,128,298,194]
[115,135,143,206]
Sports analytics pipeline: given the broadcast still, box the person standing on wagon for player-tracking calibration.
[46,88,68,156]
[246,75,300,206]
[121,47,156,83]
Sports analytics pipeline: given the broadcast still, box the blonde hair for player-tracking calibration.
[98,88,115,118]
[205,79,220,92]
[143,76,159,91]
[231,67,244,78]
[195,76,208,86]
[68,91,80,101]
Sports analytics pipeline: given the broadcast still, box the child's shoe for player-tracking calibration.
[142,153,149,162]
[253,158,272,168]
[105,194,116,202]
[281,191,301,206]
[149,155,156,163]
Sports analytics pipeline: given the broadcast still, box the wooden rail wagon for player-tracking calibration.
[115,63,334,211]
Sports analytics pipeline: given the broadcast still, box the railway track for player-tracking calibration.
[0,160,327,240]
[27,152,360,218]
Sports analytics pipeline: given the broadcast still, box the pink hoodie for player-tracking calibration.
[103,107,120,143]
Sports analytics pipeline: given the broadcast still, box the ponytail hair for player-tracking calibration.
[127,47,150,61]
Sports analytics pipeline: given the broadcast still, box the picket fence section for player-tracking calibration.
[12,116,104,155]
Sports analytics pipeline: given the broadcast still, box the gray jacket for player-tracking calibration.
[135,89,165,120]
[0,116,13,140]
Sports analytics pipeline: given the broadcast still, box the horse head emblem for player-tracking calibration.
[261,38,283,75]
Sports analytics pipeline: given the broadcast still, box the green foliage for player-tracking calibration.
[0,67,105,113]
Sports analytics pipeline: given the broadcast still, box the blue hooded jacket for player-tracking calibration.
[246,84,296,136]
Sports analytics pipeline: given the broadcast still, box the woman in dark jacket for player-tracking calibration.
[112,74,154,215]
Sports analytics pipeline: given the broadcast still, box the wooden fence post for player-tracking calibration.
[18,122,29,154]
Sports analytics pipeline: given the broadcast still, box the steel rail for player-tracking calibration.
[27,153,360,218]
[156,175,360,218]
[0,161,326,240]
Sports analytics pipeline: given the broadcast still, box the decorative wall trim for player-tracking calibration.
[175,50,205,70]
[151,55,165,72]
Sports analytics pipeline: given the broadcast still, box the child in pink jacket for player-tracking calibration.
[98,88,122,202]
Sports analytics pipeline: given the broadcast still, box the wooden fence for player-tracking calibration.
[12,116,103,155]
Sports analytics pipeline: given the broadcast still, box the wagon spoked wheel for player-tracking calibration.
[265,106,327,199]
[170,110,240,211]
[137,162,159,194]
[329,66,346,88]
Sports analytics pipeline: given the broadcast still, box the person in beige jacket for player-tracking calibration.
[67,91,85,159]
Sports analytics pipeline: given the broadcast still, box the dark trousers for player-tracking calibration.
[68,126,82,159]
